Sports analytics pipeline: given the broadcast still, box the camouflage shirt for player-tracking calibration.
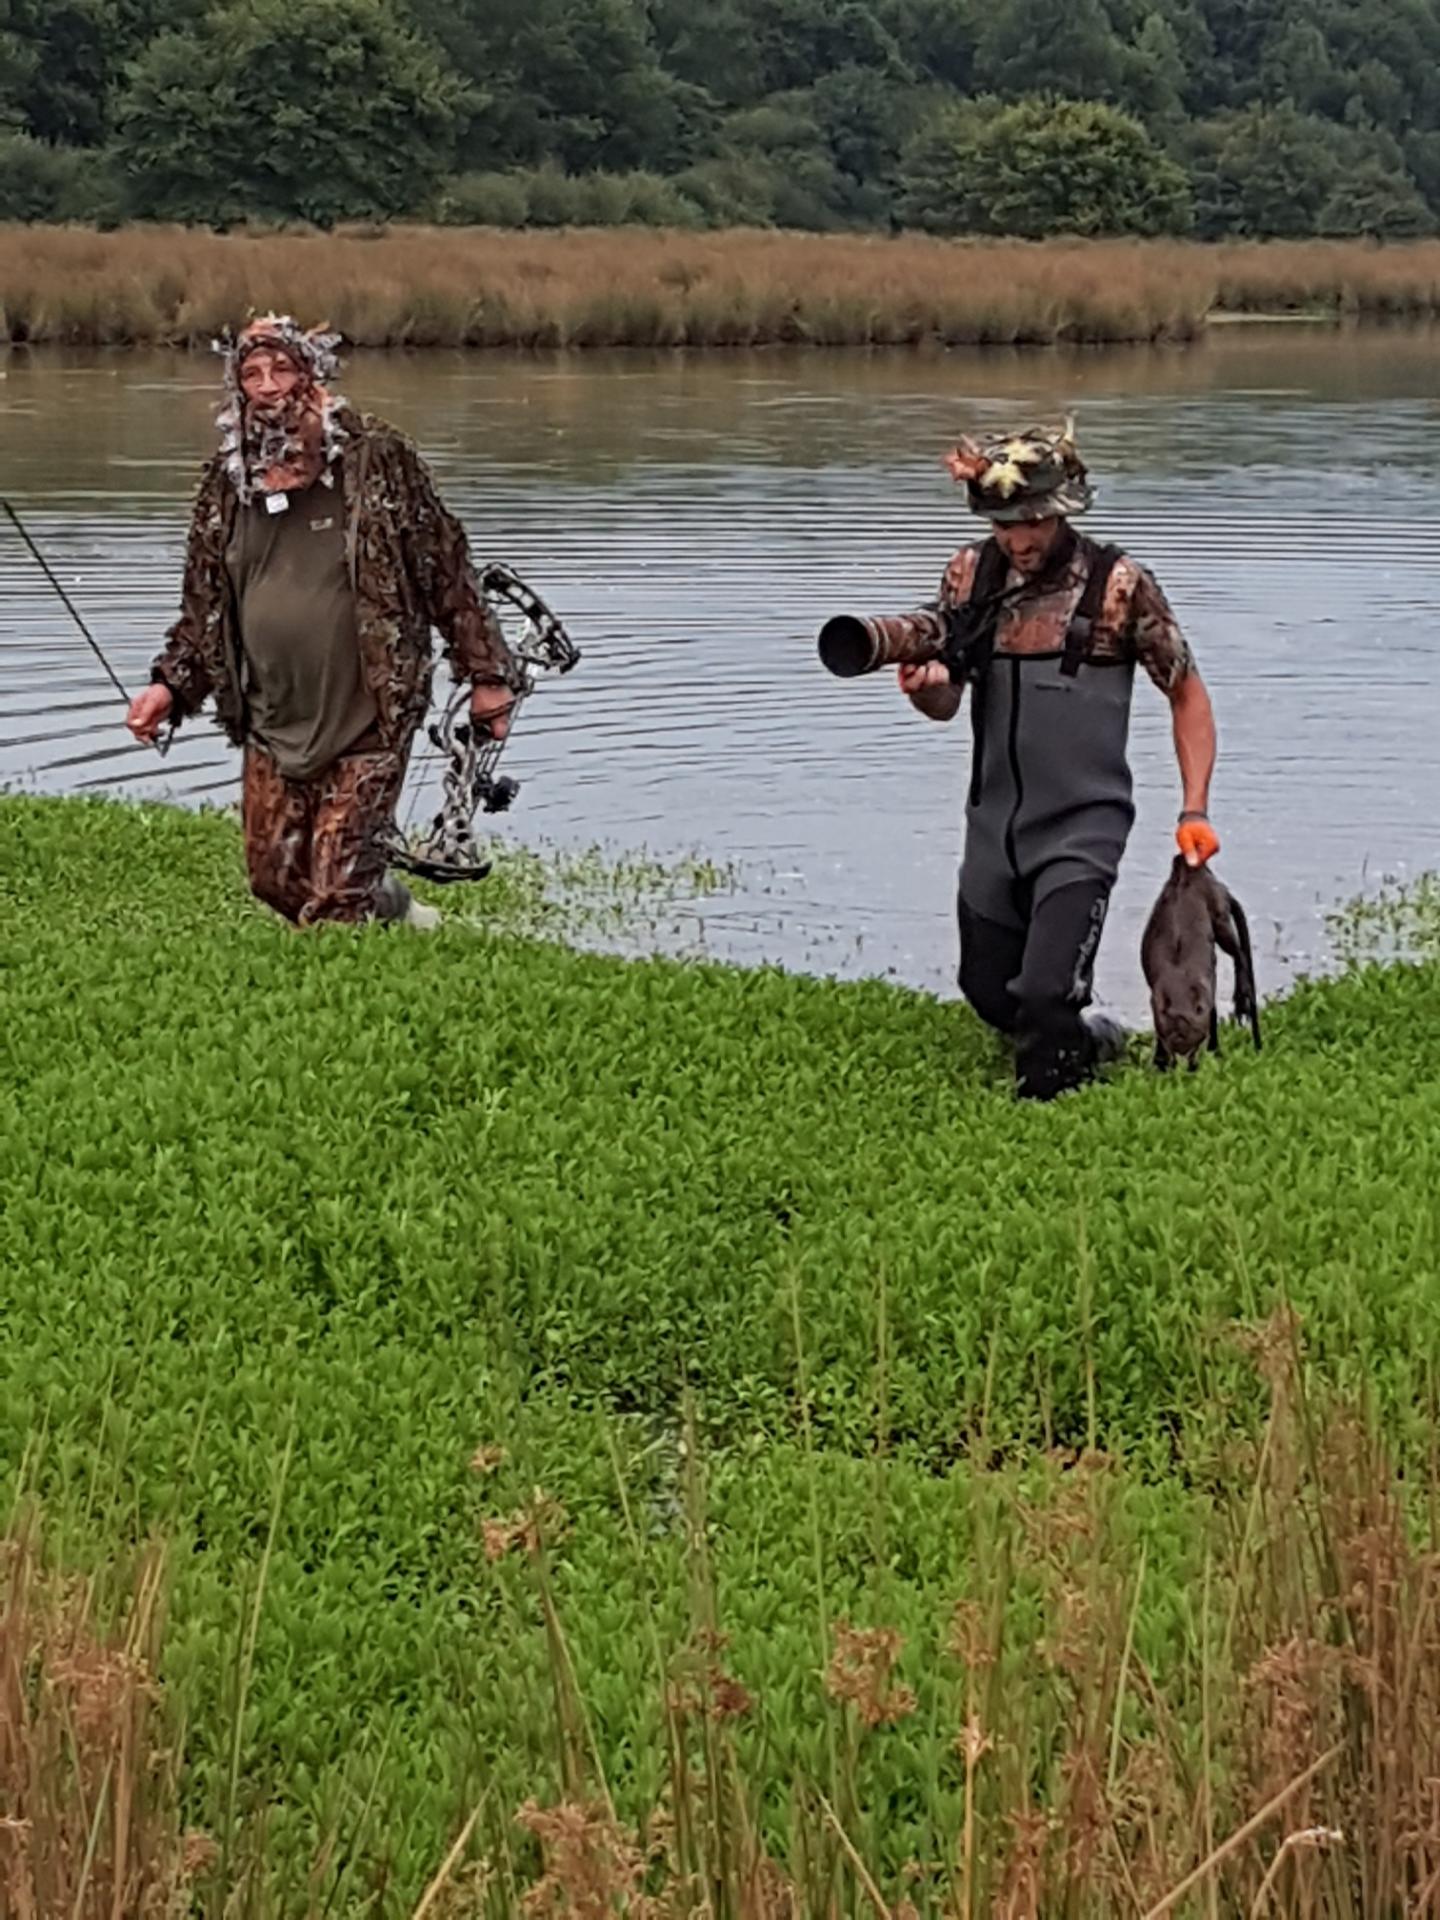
[151,407,520,755]
[940,541,1194,693]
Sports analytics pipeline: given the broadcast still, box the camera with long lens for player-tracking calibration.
[816,602,990,684]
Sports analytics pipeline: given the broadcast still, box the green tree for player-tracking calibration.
[1343,57,1408,130]
[0,127,120,218]
[113,0,462,226]
[9,0,112,144]
[10,0,1440,239]
[1402,127,1440,210]
[1319,158,1434,235]
[1127,12,1190,122]
[1256,20,1336,115]
[749,0,904,96]
[699,99,855,227]
[1185,106,1336,236]
[898,95,1192,236]
[416,0,704,174]
[1193,0,1274,103]
[0,0,38,132]
[889,0,979,93]
[650,0,764,109]
[0,0,206,145]
[972,0,1126,101]
[809,63,915,189]
[1181,103,1427,237]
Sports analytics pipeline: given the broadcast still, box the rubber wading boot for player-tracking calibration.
[374,872,442,931]
[1082,1007,1128,1065]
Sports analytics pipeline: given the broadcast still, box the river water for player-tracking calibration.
[3,331,1439,1019]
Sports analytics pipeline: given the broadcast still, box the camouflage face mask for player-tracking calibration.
[213,315,349,505]
[946,419,1096,524]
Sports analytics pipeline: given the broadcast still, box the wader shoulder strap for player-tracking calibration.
[1060,540,1123,679]
[968,537,1009,609]
[964,539,1009,809]
[960,536,1010,676]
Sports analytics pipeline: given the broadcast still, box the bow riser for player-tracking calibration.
[381,563,579,885]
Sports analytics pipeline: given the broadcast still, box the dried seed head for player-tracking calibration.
[825,1622,917,1728]
[481,1493,568,1562]
[706,1673,753,1721]
[666,1630,753,1721]
[517,1798,654,1918]
[180,1831,220,1880]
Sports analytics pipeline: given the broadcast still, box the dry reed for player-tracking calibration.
[5,226,1440,352]
[0,1518,205,1919]
[0,224,1359,351]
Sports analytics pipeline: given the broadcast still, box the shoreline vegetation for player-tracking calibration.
[10,226,1440,349]
[12,1353,1440,1916]
[9,791,1440,1911]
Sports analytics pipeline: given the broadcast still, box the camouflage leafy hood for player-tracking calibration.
[213,314,350,505]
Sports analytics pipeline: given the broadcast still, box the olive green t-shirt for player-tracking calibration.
[225,478,377,782]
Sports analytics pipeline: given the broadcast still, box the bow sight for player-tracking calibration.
[381,562,579,885]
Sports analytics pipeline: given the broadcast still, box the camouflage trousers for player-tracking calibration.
[241,743,408,927]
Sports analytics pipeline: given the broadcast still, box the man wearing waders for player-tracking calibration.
[901,422,1218,1101]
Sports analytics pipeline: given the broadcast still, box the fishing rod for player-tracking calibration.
[2,497,171,757]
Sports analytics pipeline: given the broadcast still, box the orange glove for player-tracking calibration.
[1177,814,1220,867]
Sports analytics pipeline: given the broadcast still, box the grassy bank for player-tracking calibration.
[8,226,1440,350]
[6,793,1440,1912]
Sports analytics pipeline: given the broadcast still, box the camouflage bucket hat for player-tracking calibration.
[946,419,1095,524]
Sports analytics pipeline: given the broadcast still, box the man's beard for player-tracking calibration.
[240,391,324,495]
[214,351,349,505]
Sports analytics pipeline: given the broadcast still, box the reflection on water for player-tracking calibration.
[4,330,1440,1020]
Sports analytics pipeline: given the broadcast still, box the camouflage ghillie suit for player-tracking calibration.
[151,405,520,925]
[241,744,407,929]
[153,406,518,760]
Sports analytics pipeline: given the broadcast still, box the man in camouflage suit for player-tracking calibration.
[126,316,519,928]
[883,422,1219,1101]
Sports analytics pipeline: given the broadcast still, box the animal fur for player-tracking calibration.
[1140,856,1262,1070]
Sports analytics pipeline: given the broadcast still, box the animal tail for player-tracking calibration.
[1229,894,1262,1052]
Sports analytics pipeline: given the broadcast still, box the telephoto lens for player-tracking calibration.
[816,607,948,678]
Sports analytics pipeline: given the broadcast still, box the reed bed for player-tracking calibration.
[7,225,1440,351]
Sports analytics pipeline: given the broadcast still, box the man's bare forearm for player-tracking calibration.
[1170,669,1216,815]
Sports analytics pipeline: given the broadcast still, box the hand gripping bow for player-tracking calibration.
[382,563,579,885]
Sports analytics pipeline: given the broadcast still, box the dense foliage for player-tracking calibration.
[2,0,1440,235]
[5,792,1440,1904]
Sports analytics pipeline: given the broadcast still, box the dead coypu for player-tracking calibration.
[1140,856,1262,1070]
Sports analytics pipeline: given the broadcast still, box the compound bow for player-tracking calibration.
[381,563,579,885]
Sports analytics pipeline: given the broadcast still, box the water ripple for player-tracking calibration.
[4,335,1440,1016]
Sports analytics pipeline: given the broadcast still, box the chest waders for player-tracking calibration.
[959,535,1130,933]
